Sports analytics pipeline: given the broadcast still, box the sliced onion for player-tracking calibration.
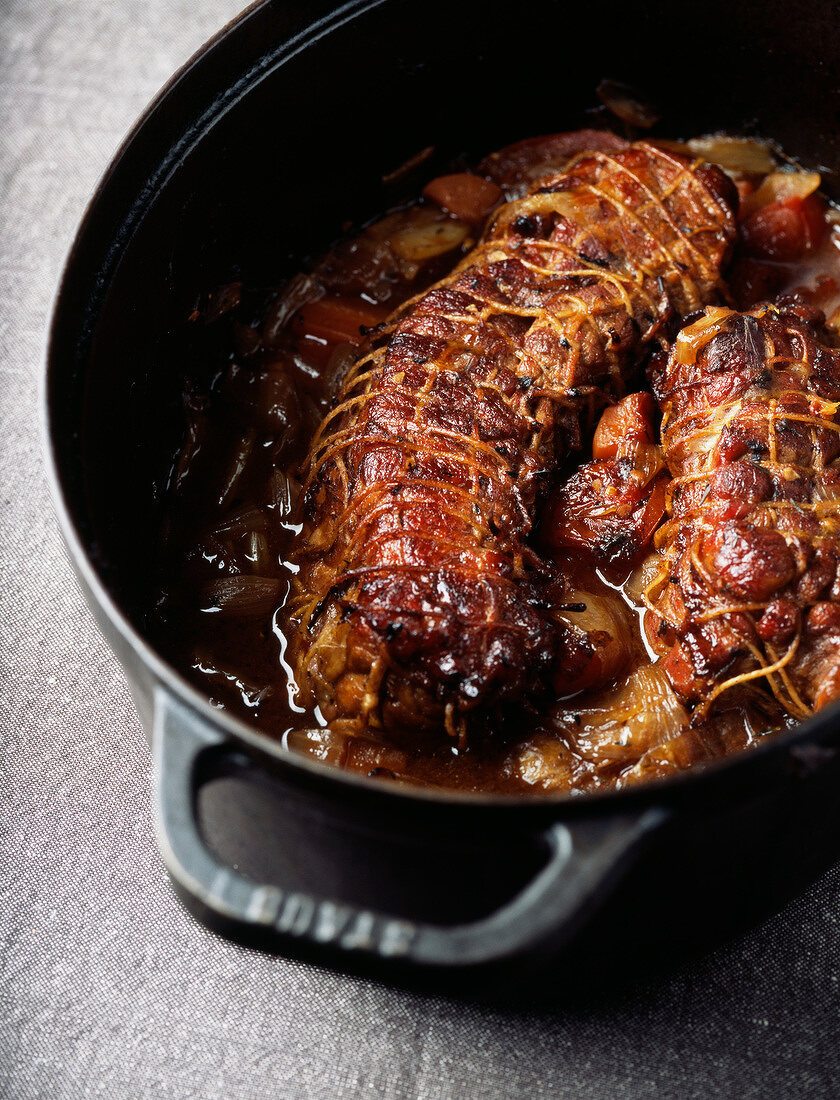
[247,530,270,573]
[512,738,575,790]
[624,552,663,606]
[596,80,660,129]
[201,575,287,616]
[381,144,435,185]
[268,469,300,517]
[262,273,324,348]
[649,138,693,157]
[217,429,256,509]
[390,213,469,261]
[211,505,267,539]
[321,343,359,403]
[555,662,689,761]
[193,532,239,572]
[170,412,208,496]
[555,588,635,691]
[739,170,821,217]
[686,135,777,176]
[229,366,302,437]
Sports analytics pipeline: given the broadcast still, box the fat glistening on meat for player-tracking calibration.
[287,143,737,741]
[647,302,840,719]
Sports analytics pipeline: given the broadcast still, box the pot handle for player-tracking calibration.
[153,689,667,970]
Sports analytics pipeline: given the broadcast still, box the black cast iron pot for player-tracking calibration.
[45,0,840,988]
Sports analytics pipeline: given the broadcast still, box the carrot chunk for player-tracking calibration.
[592,392,657,460]
[542,461,668,568]
[422,173,502,223]
[740,194,827,261]
[293,295,390,360]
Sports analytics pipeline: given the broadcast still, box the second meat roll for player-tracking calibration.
[647,301,840,720]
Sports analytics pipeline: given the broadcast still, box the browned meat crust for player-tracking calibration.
[287,142,737,742]
[646,302,840,718]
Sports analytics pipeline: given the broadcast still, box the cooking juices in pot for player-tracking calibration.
[150,130,840,794]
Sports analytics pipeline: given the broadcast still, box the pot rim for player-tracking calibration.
[41,0,840,819]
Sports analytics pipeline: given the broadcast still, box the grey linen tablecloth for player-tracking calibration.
[2,2,840,1096]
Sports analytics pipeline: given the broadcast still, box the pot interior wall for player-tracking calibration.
[53,0,840,630]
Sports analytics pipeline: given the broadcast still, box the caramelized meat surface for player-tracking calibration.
[288,143,737,741]
[542,391,669,570]
[646,302,840,718]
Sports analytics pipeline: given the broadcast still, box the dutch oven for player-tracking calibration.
[45,0,840,987]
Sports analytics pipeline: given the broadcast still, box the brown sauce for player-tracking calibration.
[149,132,840,794]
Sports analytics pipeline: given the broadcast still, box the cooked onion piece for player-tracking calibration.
[512,663,689,790]
[553,588,636,696]
[596,79,660,129]
[389,210,471,261]
[201,576,287,617]
[687,135,777,176]
[739,170,821,216]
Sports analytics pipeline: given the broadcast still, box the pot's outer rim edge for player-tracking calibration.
[42,0,840,821]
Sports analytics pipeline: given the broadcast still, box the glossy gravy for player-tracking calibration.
[149,133,840,793]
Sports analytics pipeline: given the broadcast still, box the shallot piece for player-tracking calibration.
[287,142,737,742]
[645,302,840,718]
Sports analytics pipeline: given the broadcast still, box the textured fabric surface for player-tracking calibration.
[2,2,840,1097]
